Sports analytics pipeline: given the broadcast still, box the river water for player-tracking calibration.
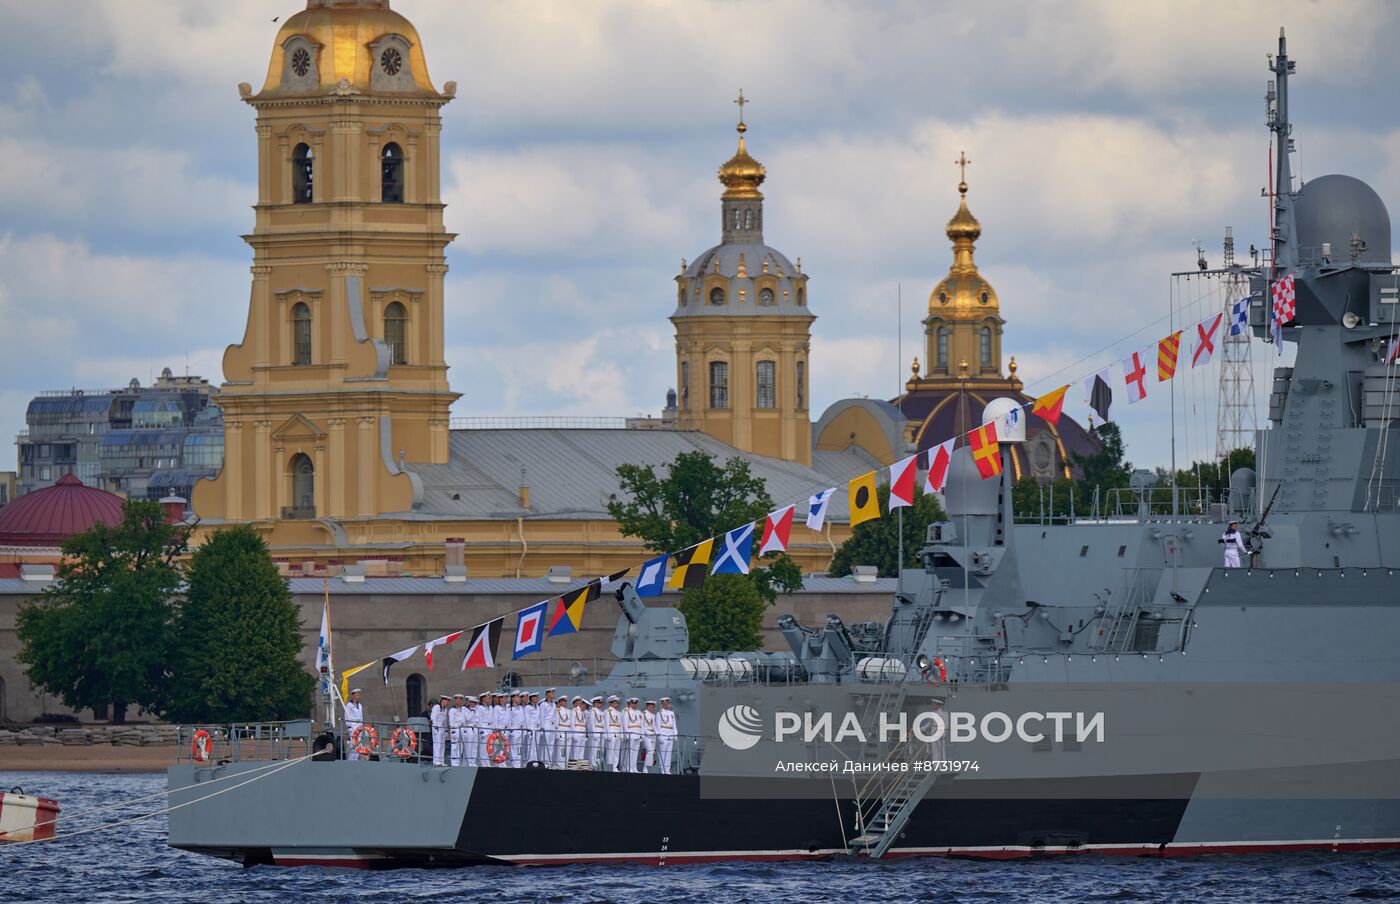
[3,771,1400,903]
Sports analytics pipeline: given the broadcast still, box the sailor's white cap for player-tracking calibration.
[627,696,639,703]
[607,694,620,703]
[544,687,557,694]
[659,696,671,702]
[572,695,585,703]
[528,691,540,698]
[645,700,656,706]
[349,687,362,694]
[591,695,603,703]
[453,693,465,699]
[438,694,450,701]
[466,695,478,703]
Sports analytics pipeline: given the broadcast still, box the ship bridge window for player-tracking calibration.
[1117,545,1127,557]
[1079,545,1089,557]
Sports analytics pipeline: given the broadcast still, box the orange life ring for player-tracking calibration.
[389,726,418,758]
[486,730,510,764]
[932,657,948,684]
[350,724,379,757]
[191,729,213,762]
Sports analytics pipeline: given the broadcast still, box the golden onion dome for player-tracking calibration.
[718,121,766,200]
[945,180,981,242]
[257,0,439,98]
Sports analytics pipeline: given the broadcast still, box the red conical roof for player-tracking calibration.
[0,474,125,548]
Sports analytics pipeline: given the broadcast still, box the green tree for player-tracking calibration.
[165,526,315,723]
[16,500,185,723]
[1011,475,1079,522]
[607,450,802,651]
[680,574,765,653]
[829,484,947,578]
[1073,422,1134,507]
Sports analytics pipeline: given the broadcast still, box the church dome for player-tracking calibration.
[928,177,998,316]
[0,475,125,548]
[256,0,439,98]
[718,124,766,200]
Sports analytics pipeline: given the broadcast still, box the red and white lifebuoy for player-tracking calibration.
[486,730,510,765]
[350,724,379,757]
[932,657,948,684]
[191,729,213,762]
[389,726,418,758]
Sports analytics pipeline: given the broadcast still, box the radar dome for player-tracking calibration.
[1295,174,1391,265]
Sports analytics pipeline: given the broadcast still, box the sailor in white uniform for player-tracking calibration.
[657,697,677,774]
[640,700,658,772]
[540,689,560,767]
[448,694,466,766]
[553,697,571,768]
[524,692,542,763]
[430,694,450,766]
[490,693,509,766]
[604,695,624,771]
[588,696,606,768]
[1221,520,1247,568]
[344,688,364,762]
[569,696,591,765]
[622,697,644,773]
[463,696,480,768]
[507,692,526,767]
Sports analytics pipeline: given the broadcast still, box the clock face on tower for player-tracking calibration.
[380,47,402,76]
[291,47,311,77]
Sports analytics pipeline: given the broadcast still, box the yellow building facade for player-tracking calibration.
[192,2,858,579]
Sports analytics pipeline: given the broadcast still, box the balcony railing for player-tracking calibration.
[281,505,317,520]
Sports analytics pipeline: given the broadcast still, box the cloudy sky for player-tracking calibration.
[2,0,1398,472]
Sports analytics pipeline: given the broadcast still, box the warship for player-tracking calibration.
[167,31,1400,867]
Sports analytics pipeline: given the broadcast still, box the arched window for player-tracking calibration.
[381,142,404,203]
[383,301,406,365]
[980,326,993,369]
[292,302,312,365]
[709,361,729,409]
[709,287,726,306]
[292,143,313,204]
[937,328,948,368]
[680,361,690,408]
[796,286,806,306]
[405,673,425,717]
[743,209,753,229]
[796,360,805,410]
[755,360,776,409]
[290,452,314,517]
[758,287,775,306]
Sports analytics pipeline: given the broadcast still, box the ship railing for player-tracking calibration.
[174,720,313,765]
[923,634,1010,687]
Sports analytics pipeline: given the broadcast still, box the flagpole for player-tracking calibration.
[1169,278,1179,516]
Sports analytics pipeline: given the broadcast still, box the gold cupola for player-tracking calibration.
[718,92,766,201]
[923,152,1004,377]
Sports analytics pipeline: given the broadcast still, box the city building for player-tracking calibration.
[16,368,222,504]
[0,472,14,508]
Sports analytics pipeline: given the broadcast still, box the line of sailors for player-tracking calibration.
[428,688,679,773]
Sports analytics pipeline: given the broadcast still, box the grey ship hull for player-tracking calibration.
[167,758,1400,867]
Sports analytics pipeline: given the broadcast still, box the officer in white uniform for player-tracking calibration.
[604,695,624,771]
[524,692,542,763]
[1221,520,1247,567]
[491,692,509,766]
[553,697,571,768]
[430,694,450,766]
[463,696,480,768]
[343,688,364,762]
[540,689,560,767]
[480,690,497,766]
[640,700,658,772]
[506,692,524,767]
[569,696,590,765]
[588,696,606,768]
[447,694,466,766]
[622,697,644,773]
[657,696,677,774]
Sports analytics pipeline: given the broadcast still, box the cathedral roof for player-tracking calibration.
[257,0,440,98]
[0,475,125,548]
[927,170,999,321]
[673,244,811,319]
[718,125,766,200]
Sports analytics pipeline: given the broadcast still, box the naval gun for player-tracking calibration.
[611,583,689,660]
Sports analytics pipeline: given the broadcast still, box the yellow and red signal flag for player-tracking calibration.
[1030,385,1070,427]
[1157,331,1183,381]
[970,421,1002,480]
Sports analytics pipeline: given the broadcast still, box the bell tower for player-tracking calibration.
[194,0,458,523]
[671,95,815,466]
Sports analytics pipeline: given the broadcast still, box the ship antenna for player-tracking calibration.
[1268,26,1299,272]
